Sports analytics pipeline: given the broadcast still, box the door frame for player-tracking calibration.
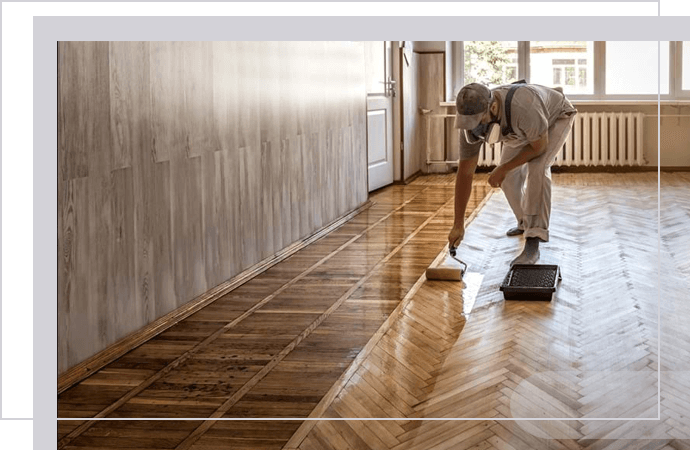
[392,41,403,182]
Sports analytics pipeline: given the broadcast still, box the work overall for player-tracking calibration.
[499,85,577,242]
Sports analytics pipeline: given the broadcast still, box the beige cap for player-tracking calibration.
[454,83,491,130]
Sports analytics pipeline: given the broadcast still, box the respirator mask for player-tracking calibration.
[464,120,501,145]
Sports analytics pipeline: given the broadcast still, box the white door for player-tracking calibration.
[365,41,395,192]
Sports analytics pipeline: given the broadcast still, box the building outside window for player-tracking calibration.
[551,58,587,88]
[530,41,594,95]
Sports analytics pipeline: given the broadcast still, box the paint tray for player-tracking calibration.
[500,264,561,301]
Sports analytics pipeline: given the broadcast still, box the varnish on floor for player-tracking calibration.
[57,174,491,446]
[57,172,690,450]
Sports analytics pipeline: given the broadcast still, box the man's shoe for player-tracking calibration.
[506,227,524,237]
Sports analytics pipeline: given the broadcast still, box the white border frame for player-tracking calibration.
[36,15,686,448]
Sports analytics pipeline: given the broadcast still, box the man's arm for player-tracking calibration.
[449,154,479,247]
[487,132,548,187]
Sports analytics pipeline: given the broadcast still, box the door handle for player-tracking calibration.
[381,77,397,97]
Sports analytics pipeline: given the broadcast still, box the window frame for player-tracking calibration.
[452,40,687,102]
[674,41,690,98]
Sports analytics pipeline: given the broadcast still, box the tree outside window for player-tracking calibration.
[464,41,518,87]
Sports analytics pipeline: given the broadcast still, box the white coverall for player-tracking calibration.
[500,113,576,242]
[457,83,577,242]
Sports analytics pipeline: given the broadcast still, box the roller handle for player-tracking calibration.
[449,236,462,256]
[448,245,468,273]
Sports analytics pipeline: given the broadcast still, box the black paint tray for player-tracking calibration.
[500,264,561,301]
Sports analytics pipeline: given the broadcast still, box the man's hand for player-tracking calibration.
[488,166,506,188]
[448,224,465,249]
[487,133,548,188]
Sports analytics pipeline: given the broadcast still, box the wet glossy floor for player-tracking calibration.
[57,174,491,449]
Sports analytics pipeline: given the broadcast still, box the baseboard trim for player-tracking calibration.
[57,200,373,394]
[403,170,422,184]
[474,165,690,173]
[659,166,690,172]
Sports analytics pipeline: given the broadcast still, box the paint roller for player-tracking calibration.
[425,244,468,281]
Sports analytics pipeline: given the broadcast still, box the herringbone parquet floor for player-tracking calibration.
[288,172,690,450]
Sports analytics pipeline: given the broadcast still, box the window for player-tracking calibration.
[452,41,689,100]
[464,41,518,86]
[606,41,669,95]
[530,41,594,95]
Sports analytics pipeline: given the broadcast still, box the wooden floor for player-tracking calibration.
[57,173,490,448]
[57,172,690,450]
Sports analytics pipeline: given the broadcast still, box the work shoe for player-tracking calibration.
[510,237,540,266]
[506,227,524,236]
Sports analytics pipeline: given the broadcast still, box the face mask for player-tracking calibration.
[465,117,501,145]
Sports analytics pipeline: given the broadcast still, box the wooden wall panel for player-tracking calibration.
[417,53,446,174]
[58,41,111,181]
[170,156,206,305]
[108,42,150,343]
[57,176,71,371]
[183,41,219,157]
[211,42,241,277]
[58,41,369,374]
[280,138,293,246]
[212,41,238,152]
[300,135,314,237]
[261,140,276,257]
[150,162,175,320]
[63,178,91,363]
[109,167,135,344]
[149,41,184,162]
[109,42,148,170]
[200,153,217,286]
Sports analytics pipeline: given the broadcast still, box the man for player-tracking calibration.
[448,81,577,265]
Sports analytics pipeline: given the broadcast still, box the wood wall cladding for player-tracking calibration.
[416,52,446,174]
[58,41,368,375]
[402,48,445,179]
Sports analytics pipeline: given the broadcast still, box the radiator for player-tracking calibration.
[477,112,646,167]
